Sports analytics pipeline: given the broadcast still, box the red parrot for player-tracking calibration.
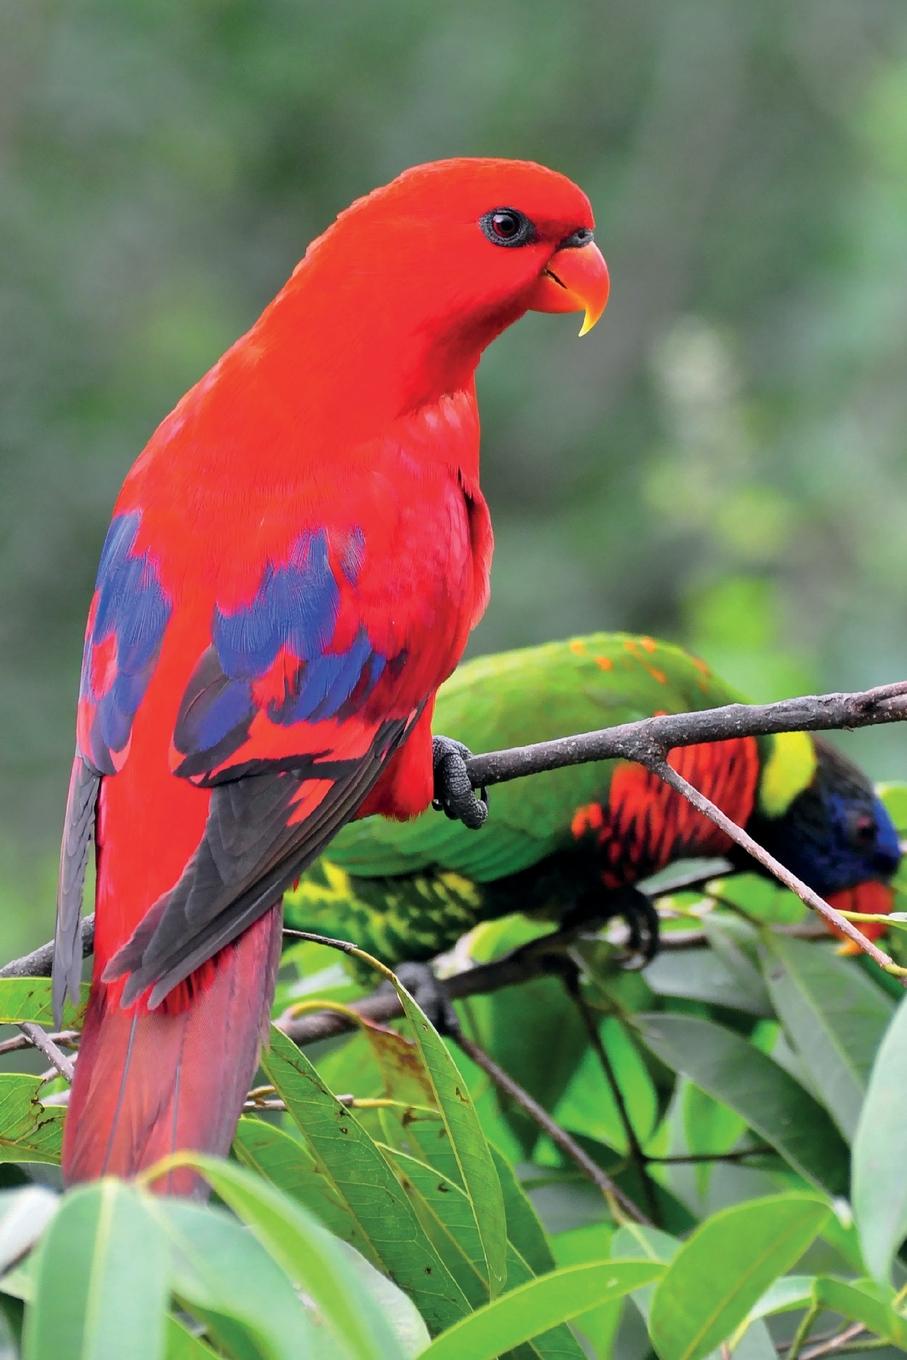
[54,158,609,1191]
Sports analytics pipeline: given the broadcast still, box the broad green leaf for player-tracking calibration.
[643,951,770,1016]
[814,1276,907,1347]
[0,978,86,1026]
[0,1187,57,1273]
[745,1274,814,1324]
[336,1239,430,1358]
[680,1079,748,1195]
[553,1018,657,1153]
[853,997,907,1280]
[878,782,907,831]
[760,934,895,1141]
[262,1025,469,1333]
[633,1013,849,1193]
[0,1076,64,1165]
[233,1116,376,1263]
[648,1194,830,1360]
[612,1224,678,1330]
[168,1156,401,1360]
[711,874,806,926]
[383,971,508,1297]
[490,1146,555,1277]
[417,1260,663,1360]
[152,1197,319,1360]
[702,916,771,1013]
[549,1225,620,1360]
[385,1149,585,1359]
[467,919,589,1151]
[24,1180,168,1360]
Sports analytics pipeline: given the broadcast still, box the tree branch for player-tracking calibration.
[1,682,905,1004]
[464,681,907,788]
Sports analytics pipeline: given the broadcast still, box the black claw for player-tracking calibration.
[432,735,488,830]
[559,886,660,967]
[613,887,660,967]
[392,961,460,1037]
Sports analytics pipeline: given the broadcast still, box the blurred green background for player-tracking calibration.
[3,0,907,957]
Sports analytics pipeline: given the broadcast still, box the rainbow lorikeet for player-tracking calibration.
[54,159,609,1190]
[284,632,901,964]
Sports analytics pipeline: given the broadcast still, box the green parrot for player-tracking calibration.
[284,632,900,964]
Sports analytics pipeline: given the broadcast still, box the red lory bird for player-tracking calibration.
[55,159,609,1189]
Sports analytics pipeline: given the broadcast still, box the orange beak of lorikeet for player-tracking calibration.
[527,236,610,336]
[826,880,895,953]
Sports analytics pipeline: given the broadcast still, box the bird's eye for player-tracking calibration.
[480,208,535,248]
[850,812,877,848]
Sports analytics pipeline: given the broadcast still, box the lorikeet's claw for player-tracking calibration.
[610,887,660,967]
[390,961,460,1037]
[557,885,660,967]
[432,735,488,830]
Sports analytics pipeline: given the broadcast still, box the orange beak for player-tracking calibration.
[826,880,895,954]
[527,241,610,337]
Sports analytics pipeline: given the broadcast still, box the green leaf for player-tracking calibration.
[166,1155,402,1360]
[632,1013,849,1193]
[0,1076,64,1165]
[853,997,907,1279]
[334,1240,430,1358]
[24,1180,168,1360]
[0,1187,58,1273]
[643,951,771,1016]
[233,1116,377,1263]
[648,1194,830,1360]
[388,974,508,1296]
[759,934,895,1142]
[745,1274,814,1324]
[261,1025,469,1333]
[385,1149,586,1359]
[553,1018,657,1153]
[416,1261,663,1360]
[152,1197,319,1359]
[814,1276,907,1348]
[550,1225,619,1358]
[702,916,772,1013]
[679,1079,748,1194]
[165,1316,220,1359]
[0,978,86,1026]
[489,1146,556,1277]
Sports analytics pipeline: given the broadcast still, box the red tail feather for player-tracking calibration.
[63,909,282,1195]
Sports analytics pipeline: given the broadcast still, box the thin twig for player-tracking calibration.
[559,967,660,1223]
[646,757,906,980]
[800,1323,871,1359]
[646,1146,773,1165]
[0,1030,79,1058]
[18,1024,74,1082]
[454,1031,651,1227]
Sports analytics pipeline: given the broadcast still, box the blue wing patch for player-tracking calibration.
[77,511,171,773]
[173,528,400,782]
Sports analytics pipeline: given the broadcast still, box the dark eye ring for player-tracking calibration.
[480,208,535,248]
[851,812,877,847]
